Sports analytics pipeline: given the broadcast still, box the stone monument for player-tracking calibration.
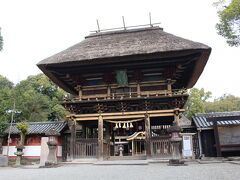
[44,128,60,167]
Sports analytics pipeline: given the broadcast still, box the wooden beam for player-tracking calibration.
[98,115,104,160]
[70,109,184,118]
[74,113,175,121]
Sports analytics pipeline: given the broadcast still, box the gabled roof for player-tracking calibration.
[193,112,240,129]
[179,114,192,128]
[4,121,67,135]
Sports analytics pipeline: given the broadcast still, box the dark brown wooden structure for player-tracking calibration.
[193,112,240,158]
[37,26,211,160]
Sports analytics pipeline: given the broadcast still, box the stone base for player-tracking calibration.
[168,159,186,166]
[42,161,59,168]
[0,155,8,167]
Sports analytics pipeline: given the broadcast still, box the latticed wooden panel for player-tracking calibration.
[151,137,171,157]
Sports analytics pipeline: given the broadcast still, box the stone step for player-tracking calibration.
[94,160,148,165]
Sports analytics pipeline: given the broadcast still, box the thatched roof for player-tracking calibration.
[38,27,210,66]
[37,26,211,94]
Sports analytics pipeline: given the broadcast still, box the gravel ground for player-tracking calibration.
[0,162,239,180]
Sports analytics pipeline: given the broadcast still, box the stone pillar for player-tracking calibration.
[98,115,104,160]
[144,114,151,158]
[45,129,60,167]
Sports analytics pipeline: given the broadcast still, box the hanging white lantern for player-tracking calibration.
[118,123,122,128]
[129,122,133,128]
[114,123,118,129]
[122,123,126,129]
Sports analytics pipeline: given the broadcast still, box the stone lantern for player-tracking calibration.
[14,145,25,166]
[45,128,60,167]
[167,123,184,166]
[118,144,124,156]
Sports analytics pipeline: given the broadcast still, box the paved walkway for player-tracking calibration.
[0,162,239,180]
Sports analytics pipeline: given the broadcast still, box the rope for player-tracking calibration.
[104,118,144,124]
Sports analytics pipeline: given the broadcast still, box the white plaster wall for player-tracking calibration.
[2,145,62,157]
[2,146,41,156]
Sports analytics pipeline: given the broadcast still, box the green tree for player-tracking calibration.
[184,88,212,118]
[205,94,240,112]
[0,75,14,123]
[215,0,240,46]
[0,75,13,89]
[14,74,68,122]
[0,27,3,51]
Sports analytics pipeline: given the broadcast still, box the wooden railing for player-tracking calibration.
[65,89,187,102]
[151,137,171,157]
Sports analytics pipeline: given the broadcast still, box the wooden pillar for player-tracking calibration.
[69,120,76,160]
[213,120,222,157]
[76,85,82,101]
[132,140,135,156]
[144,114,151,158]
[105,123,110,159]
[137,83,141,97]
[167,79,172,96]
[98,115,104,160]
[107,85,111,99]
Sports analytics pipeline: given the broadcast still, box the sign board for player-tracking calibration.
[182,135,193,157]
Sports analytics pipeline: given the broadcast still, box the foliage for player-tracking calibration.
[184,88,212,118]
[205,94,240,112]
[0,75,14,123]
[0,75,13,89]
[215,0,240,46]
[0,73,68,123]
[185,88,240,118]
[14,74,68,122]
[16,122,28,146]
[0,121,7,136]
[0,27,3,51]
[16,122,28,135]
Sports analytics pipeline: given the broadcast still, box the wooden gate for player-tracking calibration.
[74,138,98,158]
[151,136,171,157]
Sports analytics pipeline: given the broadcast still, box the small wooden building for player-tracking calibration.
[37,26,211,161]
[2,121,67,160]
[193,112,240,158]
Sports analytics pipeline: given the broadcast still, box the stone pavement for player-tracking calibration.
[0,162,240,180]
